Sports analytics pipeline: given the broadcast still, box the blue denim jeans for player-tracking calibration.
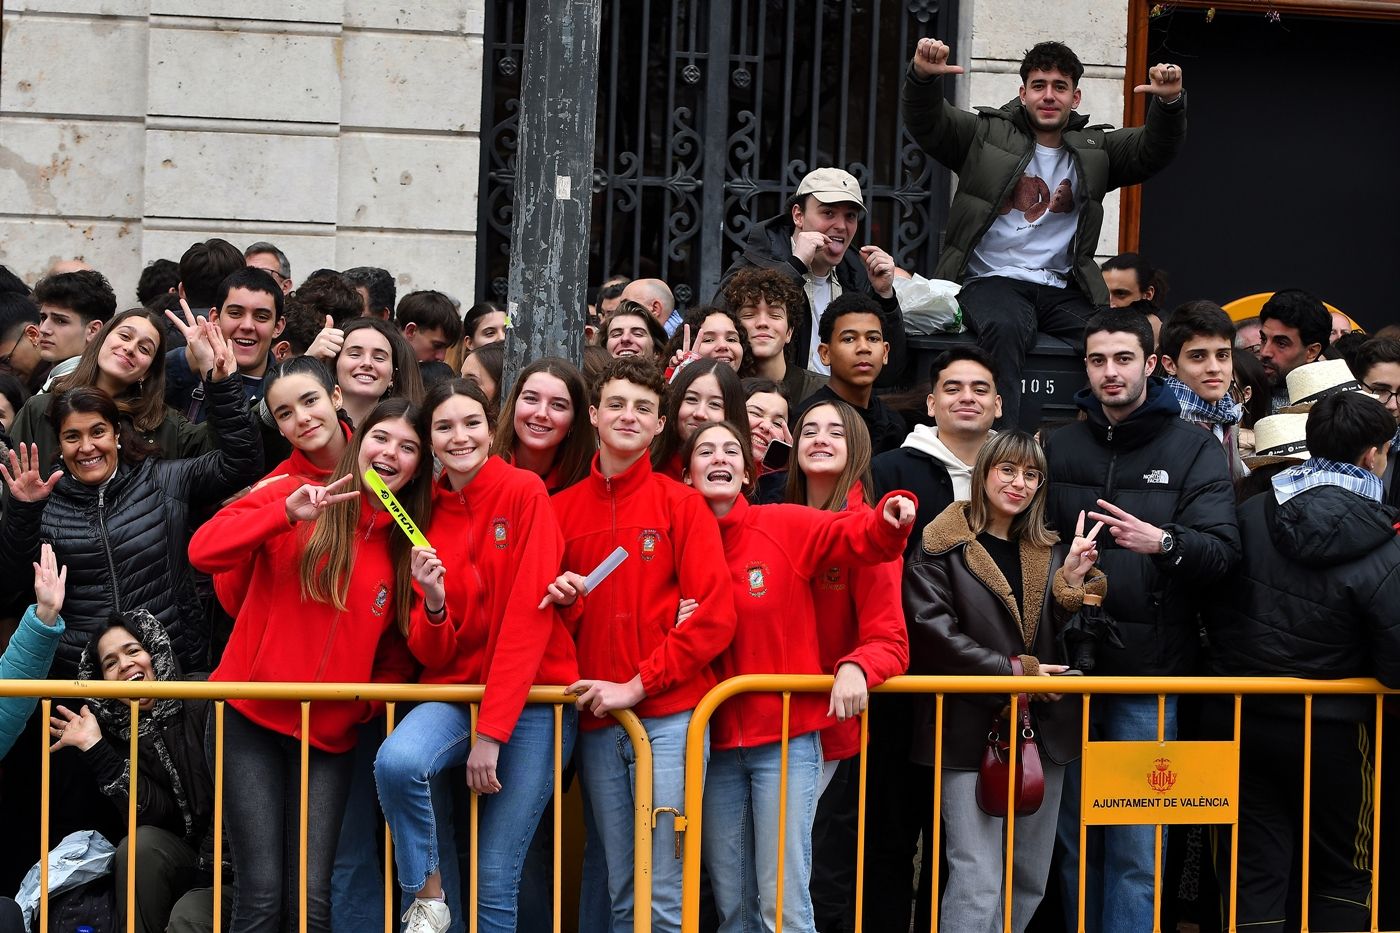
[331,721,385,933]
[1056,694,1178,933]
[701,732,823,933]
[374,702,577,933]
[577,710,705,933]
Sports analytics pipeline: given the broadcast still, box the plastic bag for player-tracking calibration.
[893,274,964,334]
[15,830,114,932]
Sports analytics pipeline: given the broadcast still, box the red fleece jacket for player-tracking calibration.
[191,477,415,753]
[551,453,737,729]
[710,492,912,751]
[811,485,909,761]
[407,457,579,743]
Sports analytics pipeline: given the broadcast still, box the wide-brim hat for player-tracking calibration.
[795,167,865,211]
[1243,413,1310,469]
[1279,359,1362,413]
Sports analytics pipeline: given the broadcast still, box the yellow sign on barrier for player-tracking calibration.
[1082,740,1238,825]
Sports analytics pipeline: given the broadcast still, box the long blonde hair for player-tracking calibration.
[966,431,1057,548]
[299,398,431,632]
[784,400,875,511]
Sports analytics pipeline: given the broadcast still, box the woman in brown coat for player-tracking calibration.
[905,431,1104,933]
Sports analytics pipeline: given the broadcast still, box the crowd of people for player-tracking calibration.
[0,34,1396,933]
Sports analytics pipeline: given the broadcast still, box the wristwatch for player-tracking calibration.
[1159,530,1175,554]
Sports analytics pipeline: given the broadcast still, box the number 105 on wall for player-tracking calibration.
[1021,378,1056,395]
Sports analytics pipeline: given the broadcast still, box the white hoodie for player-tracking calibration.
[898,424,992,500]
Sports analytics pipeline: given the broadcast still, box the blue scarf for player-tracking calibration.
[1164,376,1242,427]
[1272,456,1384,505]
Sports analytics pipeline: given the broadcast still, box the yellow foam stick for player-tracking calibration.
[363,467,431,548]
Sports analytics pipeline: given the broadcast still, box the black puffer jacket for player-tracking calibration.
[1043,380,1239,676]
[0,375,261,677]
[1205,484,1400,721]
[718,214,909,386]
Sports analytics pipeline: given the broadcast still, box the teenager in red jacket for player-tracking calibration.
[211,356,353,616]
[189,398,428,933]
[373,379,579,933]
[489,356,595,493]
[542,357,737,933]
[784,399,909,930]
[682,419,915,933]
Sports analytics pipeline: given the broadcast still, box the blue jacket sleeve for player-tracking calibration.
[0,606,65,757]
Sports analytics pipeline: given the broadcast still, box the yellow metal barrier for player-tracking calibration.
[2,681,654,933]
[679,673,1397,933]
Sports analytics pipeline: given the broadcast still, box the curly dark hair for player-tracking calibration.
[1020,41,1084,86]
[722,267,807,341]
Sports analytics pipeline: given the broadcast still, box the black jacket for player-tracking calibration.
[78,611,214,849]
[1043,379,1239,676]
[871,444,956,562]
[0,375,262,677]
[1205,485,1400,721]
[718,214,909,385]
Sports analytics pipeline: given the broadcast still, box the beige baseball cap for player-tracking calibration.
[795,168,865,210]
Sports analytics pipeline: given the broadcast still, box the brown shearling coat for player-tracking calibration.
[904,501,1105,769]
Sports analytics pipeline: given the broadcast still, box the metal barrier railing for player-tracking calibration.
[678,673,1397,933]
[0,682,654,933]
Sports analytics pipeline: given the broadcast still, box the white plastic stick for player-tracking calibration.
[583,546,628,592]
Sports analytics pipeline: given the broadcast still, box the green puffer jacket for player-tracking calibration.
[901,66,1187,304]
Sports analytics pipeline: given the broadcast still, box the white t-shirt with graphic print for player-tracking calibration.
[966,143,1080,288]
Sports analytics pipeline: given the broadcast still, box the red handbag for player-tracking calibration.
[975,656,1046,817]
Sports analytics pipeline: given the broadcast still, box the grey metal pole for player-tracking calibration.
[502,0,602,392]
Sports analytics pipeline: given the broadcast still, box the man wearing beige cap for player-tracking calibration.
[718,167,906,389]
[903,38,1187,426]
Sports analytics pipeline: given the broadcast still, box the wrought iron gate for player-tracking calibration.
[478,0,959,308]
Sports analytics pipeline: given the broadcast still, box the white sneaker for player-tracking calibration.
[401,897,451,933]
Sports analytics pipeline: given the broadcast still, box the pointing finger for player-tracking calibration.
[1074,509,1085,538]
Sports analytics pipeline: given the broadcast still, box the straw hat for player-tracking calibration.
[1279,359,1362,413]
[1243,414,1310,469]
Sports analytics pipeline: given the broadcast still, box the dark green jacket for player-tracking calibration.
[901,66,1187,304]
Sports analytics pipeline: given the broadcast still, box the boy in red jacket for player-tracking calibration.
[545,357,737,933]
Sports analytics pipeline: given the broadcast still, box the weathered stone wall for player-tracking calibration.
[0,0,484,303]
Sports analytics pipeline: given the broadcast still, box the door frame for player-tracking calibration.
[1118,0,1400,252]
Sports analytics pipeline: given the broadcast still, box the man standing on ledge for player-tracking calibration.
[903,38,1187,426]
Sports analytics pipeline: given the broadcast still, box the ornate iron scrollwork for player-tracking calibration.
[479,0,958,309]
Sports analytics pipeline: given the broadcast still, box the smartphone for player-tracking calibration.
[762,438,791,471]
[1051,669,1084,676]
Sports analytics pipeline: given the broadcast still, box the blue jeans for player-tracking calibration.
[577,710,705,933]
[1056,694,1178,933]
[331,721,385,933]
[374,702,577,933]
[702,732,823,933]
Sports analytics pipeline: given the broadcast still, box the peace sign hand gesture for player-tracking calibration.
[0,443,62,502]
[1134,63,1183,99]
[284,473,360,524]
[202,319,238,381]
[912,38,965,79]
[166,299,216,377]
[1062,510,1103,588]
